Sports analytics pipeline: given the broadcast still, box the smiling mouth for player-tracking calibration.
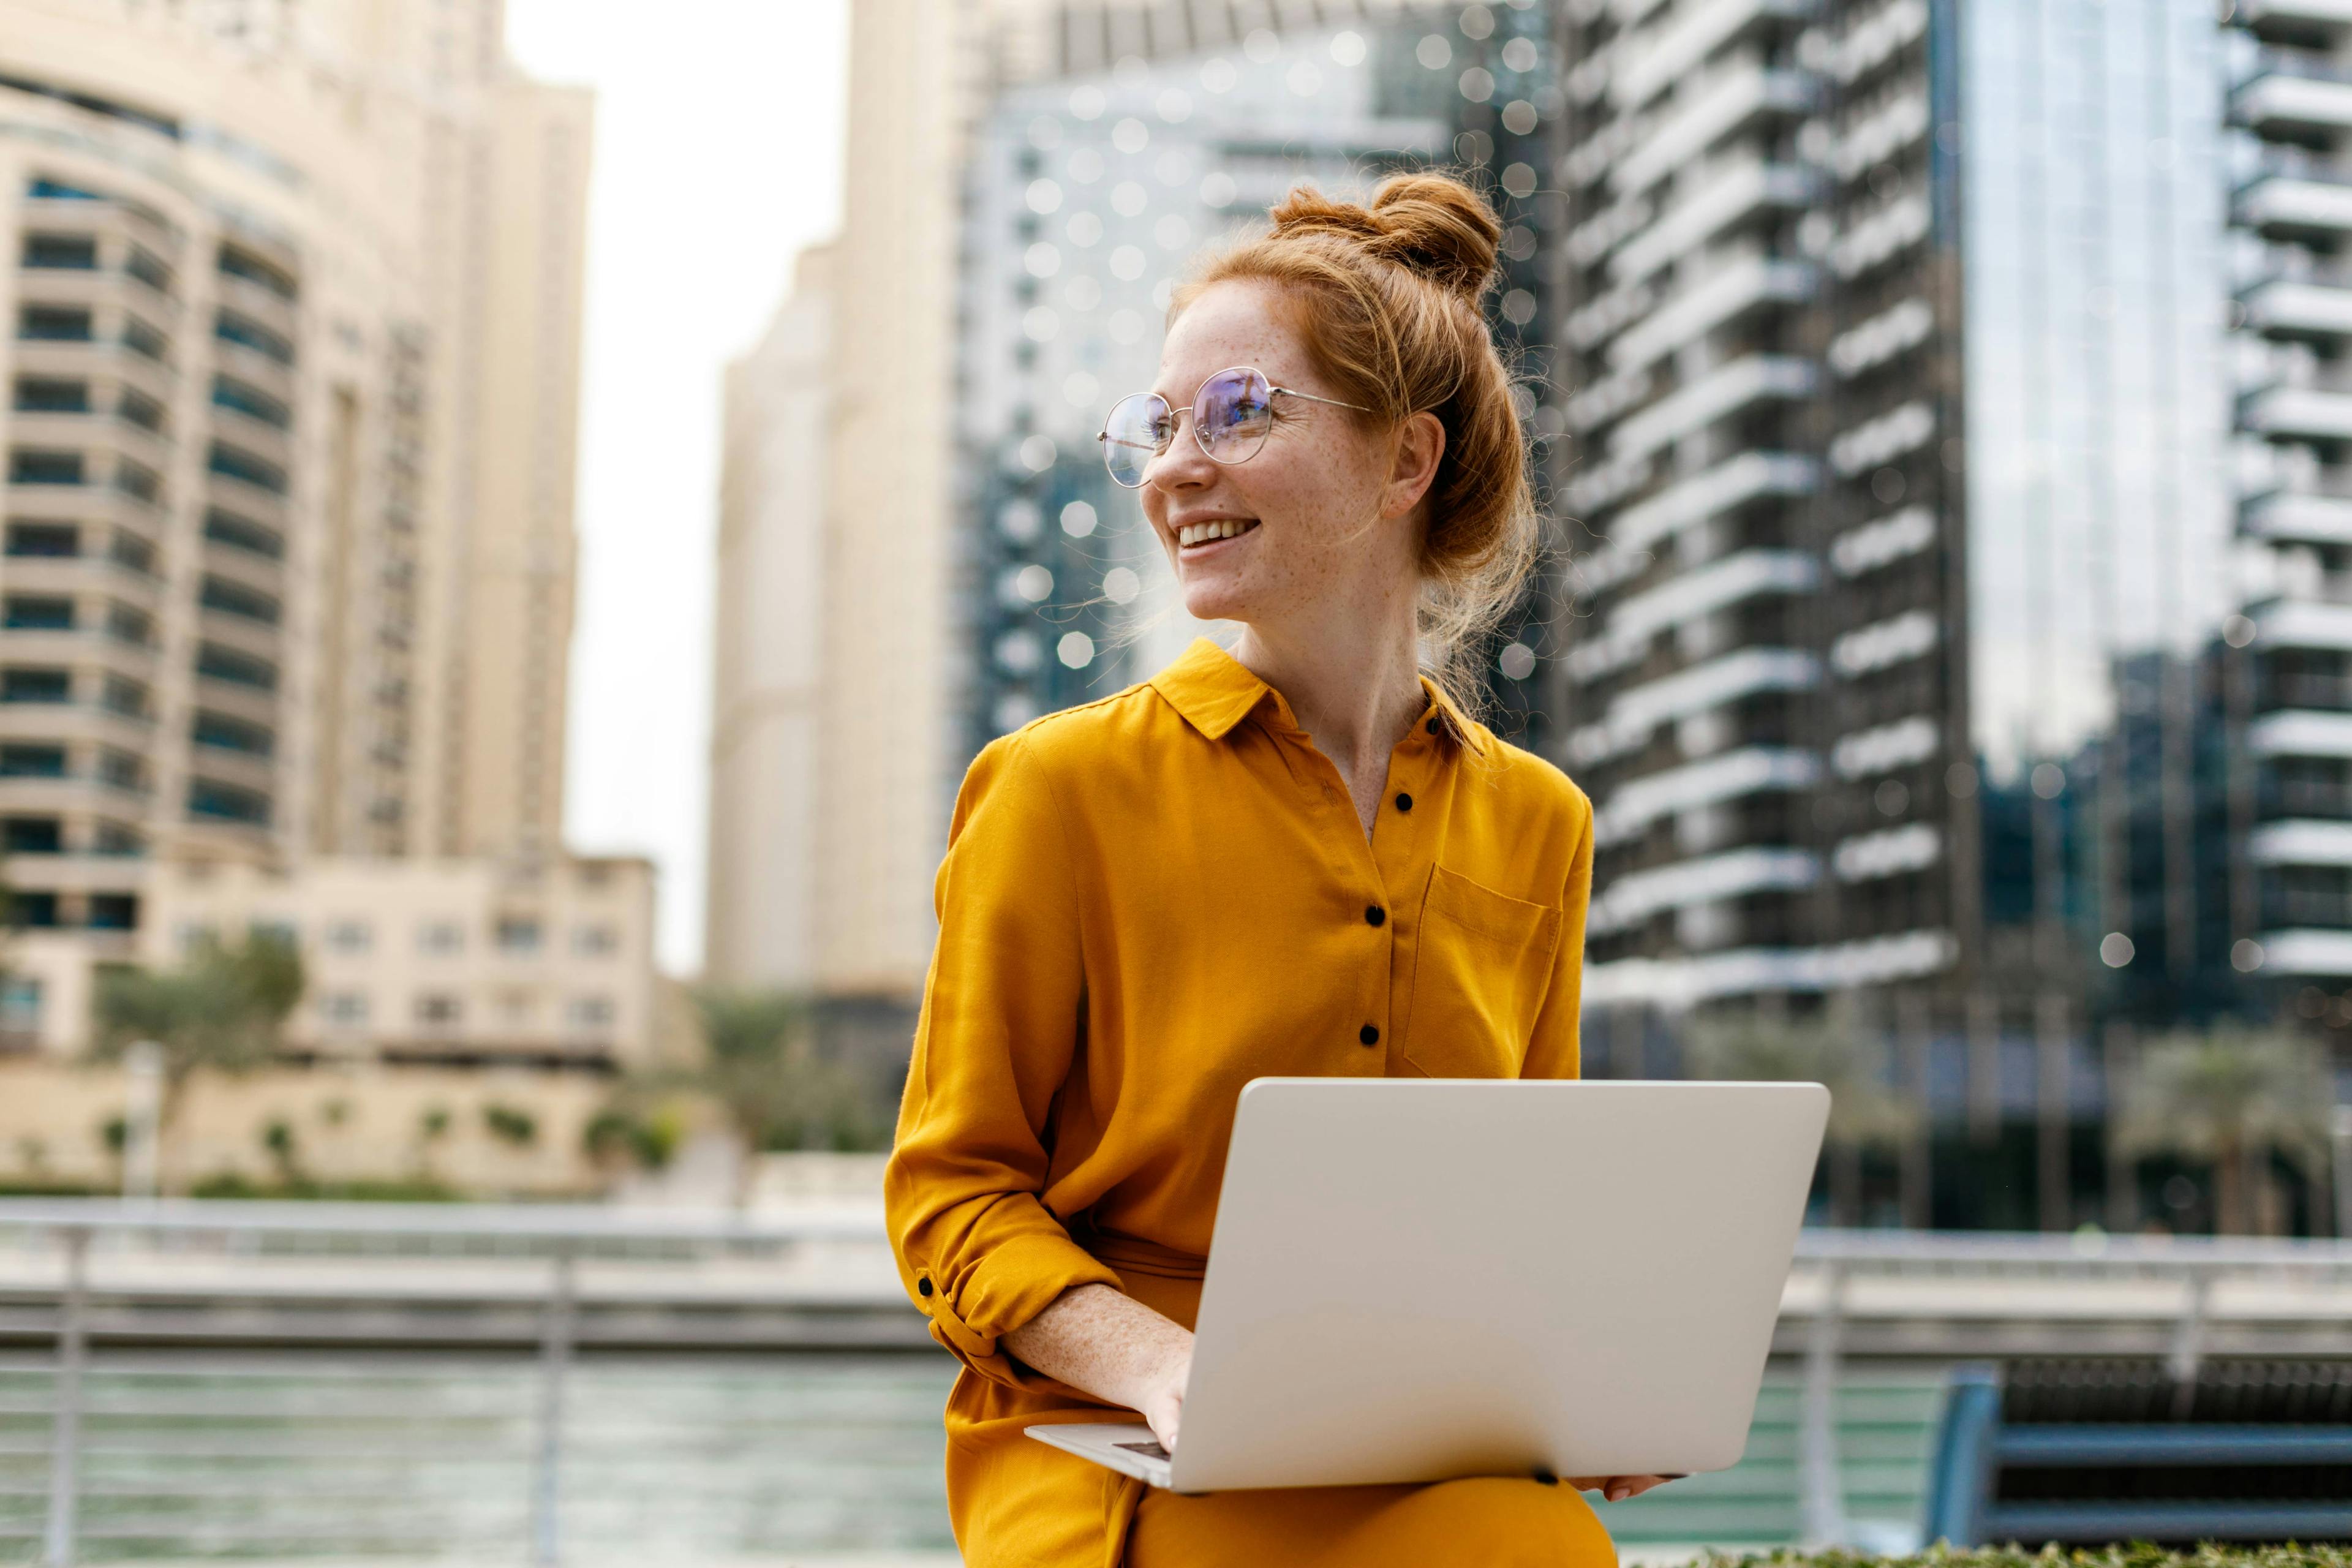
[1178,519,1260,549]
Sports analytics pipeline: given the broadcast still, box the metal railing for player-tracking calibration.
[1,1201,899,1567]
[7,1203,2352,1562]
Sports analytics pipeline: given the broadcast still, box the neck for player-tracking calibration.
[1230,589,1425,778]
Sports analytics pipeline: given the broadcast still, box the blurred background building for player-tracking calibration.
[0,0,644,1087]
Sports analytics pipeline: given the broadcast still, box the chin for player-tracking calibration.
[1179,579,1253,624]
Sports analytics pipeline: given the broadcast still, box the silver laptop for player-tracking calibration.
[1028,1077,1828,1493]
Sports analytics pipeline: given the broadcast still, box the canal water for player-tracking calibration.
[0,1349,963,1562]
[0,1351,1949,1562]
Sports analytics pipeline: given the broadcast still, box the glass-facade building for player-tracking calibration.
[952,2,1562,775]
[1554,0,2351,1230]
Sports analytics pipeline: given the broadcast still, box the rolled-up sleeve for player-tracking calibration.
[884,734,1121,1389]
[1521,786,1594,1083]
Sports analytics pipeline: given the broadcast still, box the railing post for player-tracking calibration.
[1798,1260,1848,1548]
[2168,1264,2211,1422]
[530,1246,576,1568]
[43,1226,89,1568]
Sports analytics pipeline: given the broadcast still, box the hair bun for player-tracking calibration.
[1265,173,1501,301]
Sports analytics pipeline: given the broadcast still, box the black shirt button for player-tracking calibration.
[1360,1024,1380,1046]
[1395,792,1413,812]
[916,1276,933,1297]
[1365,905,1385,927]
[1426,717,1441,734]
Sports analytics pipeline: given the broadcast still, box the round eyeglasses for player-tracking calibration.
[1096,366,1370,489]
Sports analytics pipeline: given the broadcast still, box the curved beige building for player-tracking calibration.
[0,0,590,1049]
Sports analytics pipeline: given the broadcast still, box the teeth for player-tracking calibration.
[1179,520,1255,546]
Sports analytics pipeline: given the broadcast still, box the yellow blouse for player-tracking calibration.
[884,635,1597,1567]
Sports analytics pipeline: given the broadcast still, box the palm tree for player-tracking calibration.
[2112,1023,2335,1236]
[1684,1009,1920,1226]
[86,930,304,1189]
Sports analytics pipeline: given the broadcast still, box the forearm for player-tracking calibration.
[1001,1282,1192,1411]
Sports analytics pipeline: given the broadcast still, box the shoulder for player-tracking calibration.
[997,676,1192,774]
[1460,726,1594,835]
[955,678,1186,808]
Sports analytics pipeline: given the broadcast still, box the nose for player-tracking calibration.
[1144,412,1215,494]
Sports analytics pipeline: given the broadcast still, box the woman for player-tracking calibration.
[884,172,1668,1567]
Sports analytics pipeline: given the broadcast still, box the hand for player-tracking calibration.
[1567,1474,1677,1503]
[1131,1339,1192,1452]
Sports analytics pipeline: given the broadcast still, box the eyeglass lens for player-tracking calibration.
[1099,368,1276,489]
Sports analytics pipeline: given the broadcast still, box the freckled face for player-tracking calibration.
[1136,280,1412,628]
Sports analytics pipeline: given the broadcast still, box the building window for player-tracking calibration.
[418,921,464,955]
[192,710,274,757]
[2,818,60,853]
[13,379,88,413]
[17,306,92,342]
[208,441,287,496]
[187,778,268,824]
[200,576,281,626]
[0,976,42,1034]
[325,919,371,953]
[495,917,542,954]
[321,992,368,1024]
[9,451,83,486]
[415,993,461,1025]
[118,390,165,432]
[114,460,161,505]
[211,376,291,430]
[0,745,67,778]
[92,822,142,857]
[6,524,77,557]
[571,922,617,957]
[1,669,70,704]
[100,750,145,793]
[205,507,285,559]
[125,246,172,295]
[248,918,297,947]
[12,891,58,927]
[28,178,102,202]
[214,309,293,366]
[22,234,98,270]
[102,676,148,719]
[111,531,154,575]
[5,597,74,630]
[218,244,298,301]
[120,317,167,362]
[195,643,277,691]
[566,996,614,1028]
[88,893,135,930]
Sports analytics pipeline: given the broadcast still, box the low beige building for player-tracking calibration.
[1,851,658,1072]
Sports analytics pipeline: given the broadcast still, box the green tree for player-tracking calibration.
[690,987,891,1154]
[86,930,304,1183]
[2113,1023,2334,1237]
[1684,1009,1919,1227]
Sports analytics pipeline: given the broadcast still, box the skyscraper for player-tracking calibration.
[0,0,590,1039]
[1551,0,2346,1228]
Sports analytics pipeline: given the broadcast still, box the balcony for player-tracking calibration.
[1588,845,1820,935]
[191,676,280,728]
[1611,64,1816,196]
[2251,710,2352,756]
[2236,157,2352,237]
[2242,277,2352,338]
[0,701,156,751]
[2250,816,2352,864]
[2234,55,2352,134]
[2239,382,2352,440]
[1610,161,1819,285]
[1608,255,1817,374]
[2237,0,2352,43]
[0,630,157,679]
[1610,0,1820,112]
[196,608,282,663]
[2255,597,2352,649]
[1593,747,1820,847]
[9,338,176,402]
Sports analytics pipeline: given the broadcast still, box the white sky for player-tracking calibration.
[503,1,850,976]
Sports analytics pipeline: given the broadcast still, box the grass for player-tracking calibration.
[1708,1550,2352,1567]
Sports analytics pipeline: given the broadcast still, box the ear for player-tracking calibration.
[1381,410,1446,519]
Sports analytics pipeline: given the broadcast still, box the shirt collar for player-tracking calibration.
[1147,636,1485,754]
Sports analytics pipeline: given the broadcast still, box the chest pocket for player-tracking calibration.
[1402,863,1564,1079]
